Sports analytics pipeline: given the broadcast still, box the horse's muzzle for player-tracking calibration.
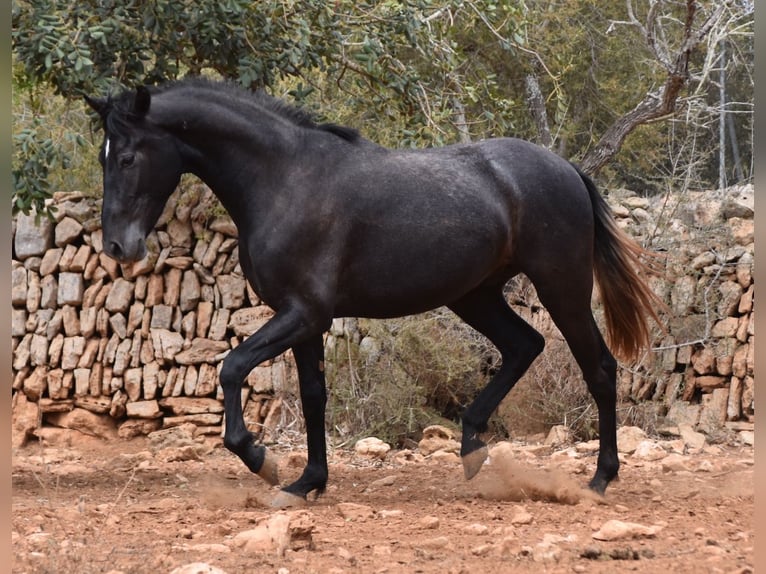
[103,235,147,264]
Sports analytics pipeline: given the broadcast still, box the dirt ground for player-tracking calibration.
[12,429,753,574]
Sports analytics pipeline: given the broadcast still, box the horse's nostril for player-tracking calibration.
[109,241,124,260]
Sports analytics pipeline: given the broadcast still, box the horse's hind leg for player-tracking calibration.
[448,286,545,480]
[531,277,620,495]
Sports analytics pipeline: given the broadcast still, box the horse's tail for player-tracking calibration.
[574,165,665,362]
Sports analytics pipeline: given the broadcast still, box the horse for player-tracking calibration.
[85,77,662,507]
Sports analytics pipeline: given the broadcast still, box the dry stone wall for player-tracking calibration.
[607,185,754,437]
[12,186,296,446]
[11,184,754,446]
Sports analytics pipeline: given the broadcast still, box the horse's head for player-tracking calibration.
[85,86,183,263]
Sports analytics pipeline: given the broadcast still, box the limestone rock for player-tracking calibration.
[12,392,40,448]
[616,426,647,454]
[14,211,54,259]
[216,275,246,309]
[57,272,84,306]
[169,564,228,574]
[126,399,162,419]
[354,436,391,460]
[230,511,314,557]
[228,306,274,337]
[631,440,668,461]
[46,407,118,439]
[545,425,572,448]
[418,424,460,456]
[54,217,83,246]
[337,502,376,521]
[159,397,224,415]
[118,418,163,439]
[174,339,230,365]
[592,519,662,541]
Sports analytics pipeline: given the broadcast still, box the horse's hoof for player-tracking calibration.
[257,449,280,486]
[461,445,489,480]
[270,490,307,508]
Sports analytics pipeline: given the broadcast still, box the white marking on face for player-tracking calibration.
[105,138,111,159]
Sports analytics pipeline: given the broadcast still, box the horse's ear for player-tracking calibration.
[133,85,151,117]
[84,94,108,117]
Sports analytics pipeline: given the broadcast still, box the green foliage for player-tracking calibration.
[325,312,502,446]
[12,0,753,216]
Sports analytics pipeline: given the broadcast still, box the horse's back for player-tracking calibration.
[326,137,595,316]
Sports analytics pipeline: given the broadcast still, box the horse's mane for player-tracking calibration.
[103,77,360,143]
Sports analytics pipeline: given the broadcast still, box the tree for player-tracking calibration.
[12,0,753,216]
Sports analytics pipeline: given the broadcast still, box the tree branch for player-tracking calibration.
[580,0,730,175]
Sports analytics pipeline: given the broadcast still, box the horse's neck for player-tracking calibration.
[163,100,295,226]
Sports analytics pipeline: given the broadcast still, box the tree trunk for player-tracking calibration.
[579,0,726,176]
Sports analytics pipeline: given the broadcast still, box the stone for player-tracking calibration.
[216,275,246,309]
[29,334,48,366]
[354,437,391,460]
[70,244,92,272]
[174,339,230,365]
[104,278,134,313]
[337,502,376,521]
[194,364,218,396]
[196,301,214,337]
[124,368,143,401]
[210,216,238,237]
[164,268,183,306]
[697,388,728,435]
[544,425,572,447]
[163,414,222,428]
[40,275,58,309]
[202,233,225,267]
[11,265,28,306]
[14,211,54,259]
[616,426,646,454]
[57,272,84,306]
[418,424,460,455]
[61,336,85,370]
[592,520,661,541]
[73,396,112,414]
[145,274,164,306]
[12,309,26,337]
[12,392,40,448]
[678,423,706,450]
[631,440,668,461]
[54,216,83,246]
[169,563,228,574]
[180,269,201,312]
[150,304,174,330]
[729,217,753,245]
[143,362,161,400]
[246,366,273,393]
[151,329,185,362]
[126,400,162,419]
[230,511,313,557]
[510,506,534,525]
[209,309,231,340]
[712,317,739,338]
[229,307,276,337]
[39,248,63,275]
[665,401,701,427]
[159,397,225,415]
[46,407,118,439]
[727,377,743,421]
[670,276,696,315]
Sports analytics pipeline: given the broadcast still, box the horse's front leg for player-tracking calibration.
[271,335,328,507]
[219,304,325,486]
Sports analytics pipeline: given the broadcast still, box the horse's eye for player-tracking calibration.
[119,154,135,169]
